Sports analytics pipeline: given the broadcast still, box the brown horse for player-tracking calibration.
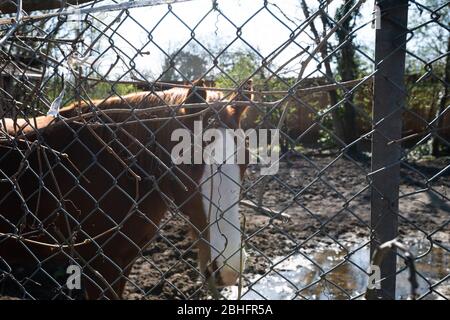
[0,79,253,299]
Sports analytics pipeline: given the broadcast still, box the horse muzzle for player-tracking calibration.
[206,251,247,287]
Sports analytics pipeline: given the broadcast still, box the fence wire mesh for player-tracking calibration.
[0,0,448,300]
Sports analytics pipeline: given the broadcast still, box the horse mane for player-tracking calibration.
[1,78,253,138]
[1,80,224,137]
[59,87,212,117]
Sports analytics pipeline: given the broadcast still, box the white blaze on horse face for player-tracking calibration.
[201,128,247,286]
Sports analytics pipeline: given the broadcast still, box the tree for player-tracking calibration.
[161,49,208,81]
[334,0,360,155]
[404,0,449,156]
[215,52,258,87]
[299,0,345,147]
[431,33,450,157]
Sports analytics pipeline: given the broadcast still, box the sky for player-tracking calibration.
[66,0,377,81]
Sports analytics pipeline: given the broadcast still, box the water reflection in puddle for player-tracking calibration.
[223,241,449,300]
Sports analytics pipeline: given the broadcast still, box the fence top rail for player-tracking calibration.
[81,76,373,96]
[0,0,196,26]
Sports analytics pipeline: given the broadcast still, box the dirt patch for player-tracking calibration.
[123,155,450,299]
[1,155,447,299]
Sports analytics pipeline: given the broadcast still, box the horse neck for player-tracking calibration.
[60,87,195,115]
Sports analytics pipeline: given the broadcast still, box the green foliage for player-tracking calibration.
[215,53,260,88]
[43,77,138,115]
[161,48,209,81]
[317,113,337,150]
[86,82,137,100]
[407,140,434,161]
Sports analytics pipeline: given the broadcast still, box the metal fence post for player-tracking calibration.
[369,0,409,300]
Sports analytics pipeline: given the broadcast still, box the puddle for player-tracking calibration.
[223,241,450,300]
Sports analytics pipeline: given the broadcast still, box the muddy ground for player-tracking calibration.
[122,154,450,300]
[1,154,447,300]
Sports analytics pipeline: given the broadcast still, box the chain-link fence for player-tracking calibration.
[0,0,448,300]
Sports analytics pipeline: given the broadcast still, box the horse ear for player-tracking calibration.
[227,79,254,124]
[185,78,207,104]
[242,79,254,100]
